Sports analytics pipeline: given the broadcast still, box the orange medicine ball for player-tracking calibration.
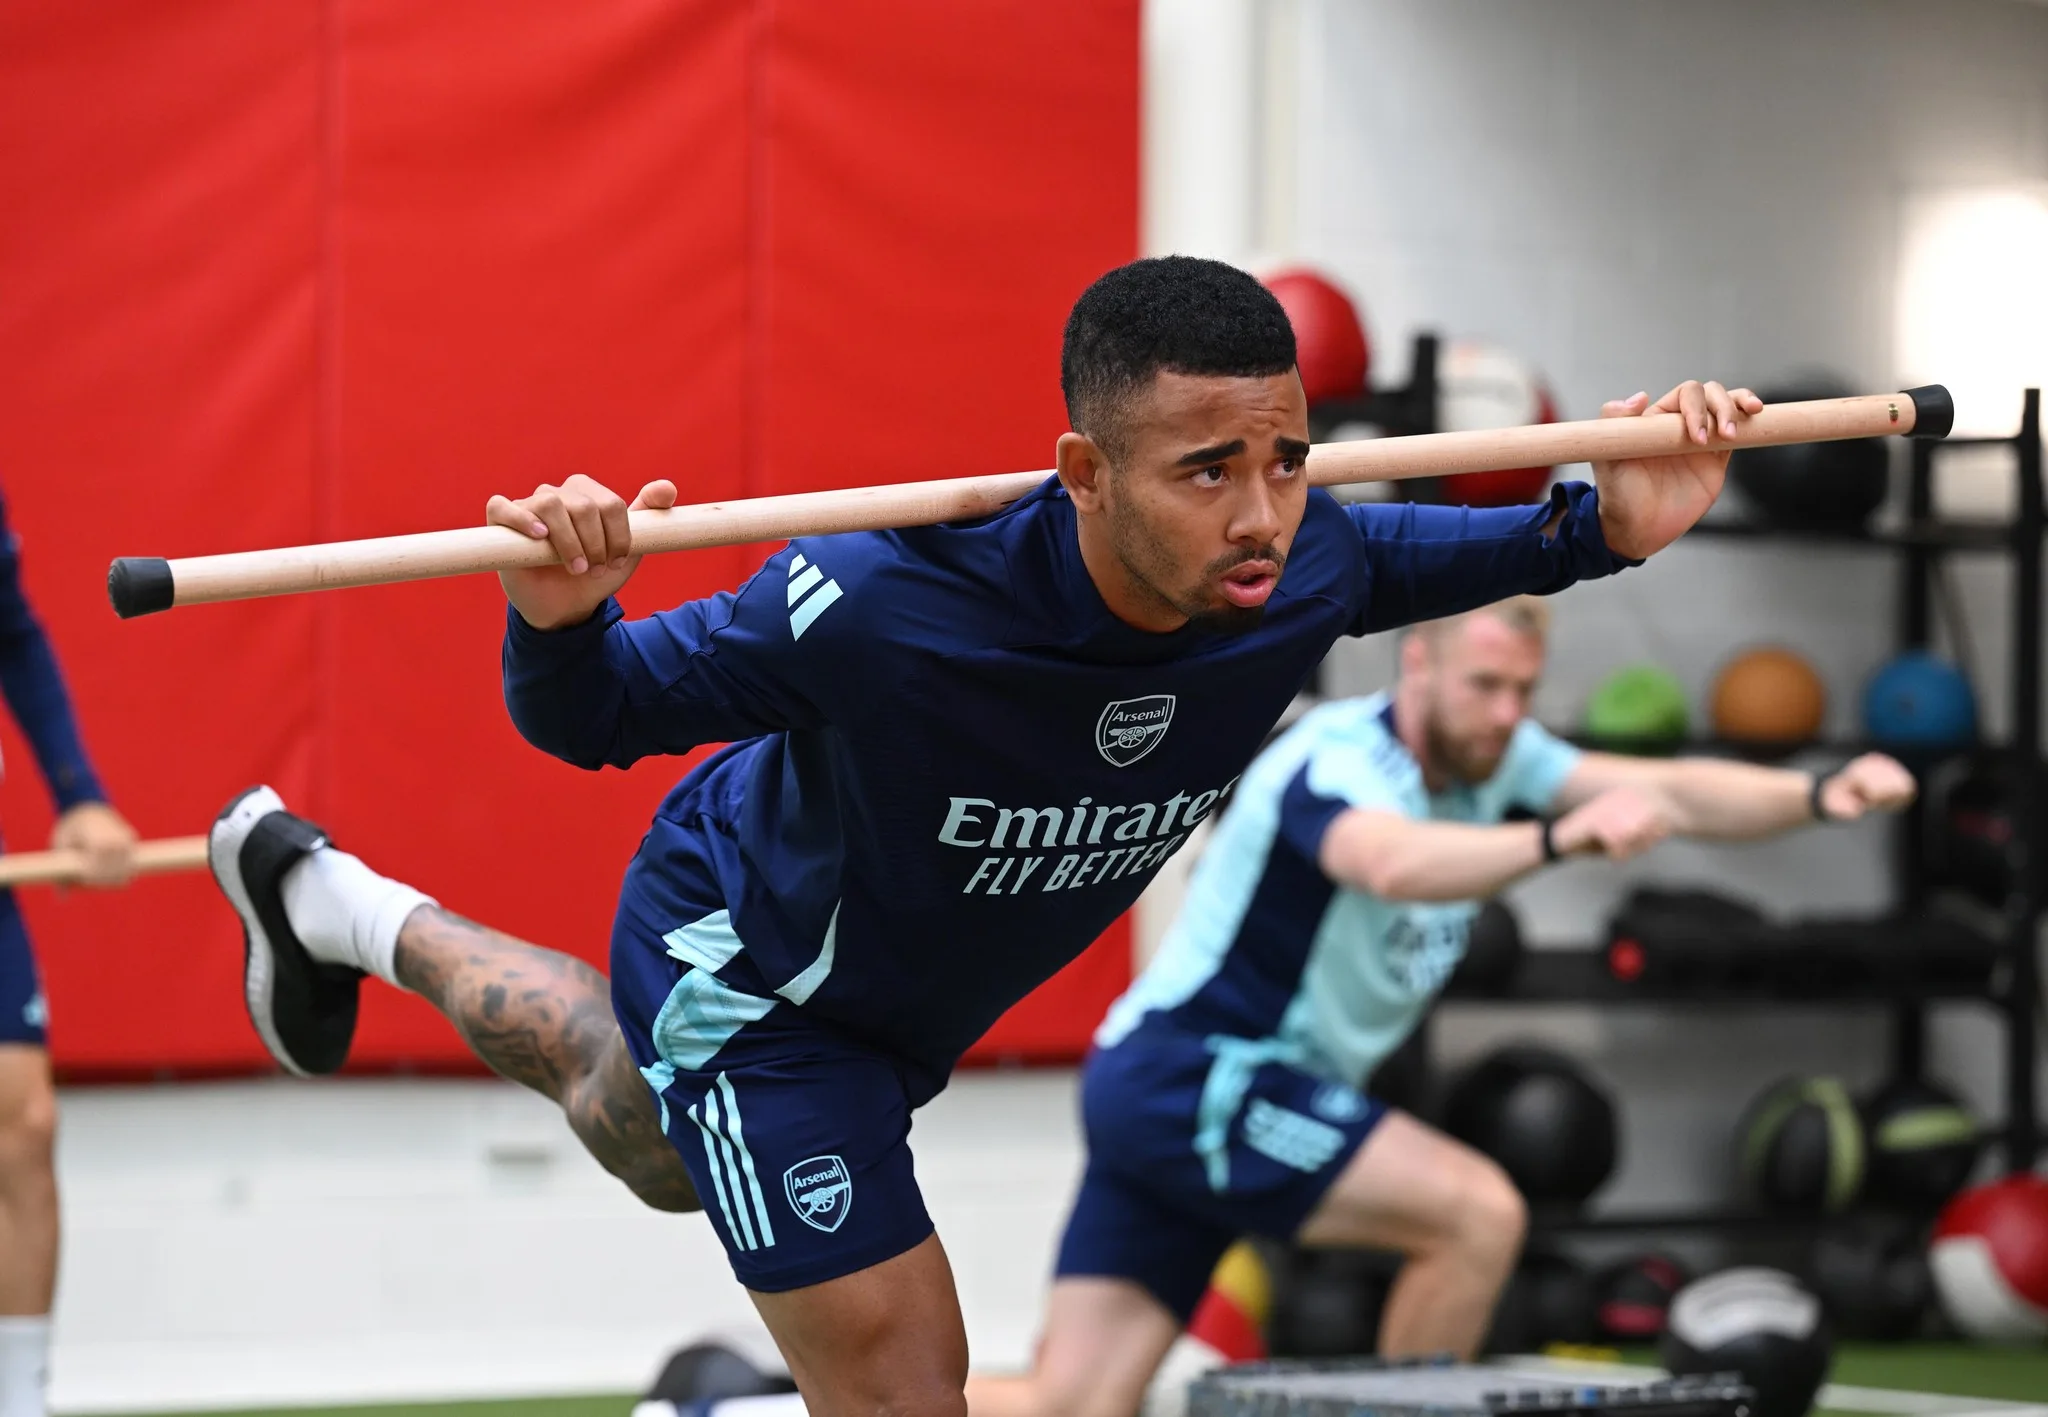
[1711,647,1827,746]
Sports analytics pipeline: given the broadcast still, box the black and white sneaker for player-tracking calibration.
[209,786,361,1077]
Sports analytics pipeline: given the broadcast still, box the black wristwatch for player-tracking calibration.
[1809,769,1840,822]
[1539,817,1562,862]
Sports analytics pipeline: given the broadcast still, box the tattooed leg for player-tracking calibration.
[393,905,700,1213]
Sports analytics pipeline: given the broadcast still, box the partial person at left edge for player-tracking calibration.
[0,487,138,1417]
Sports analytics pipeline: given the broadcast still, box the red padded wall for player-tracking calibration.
[0,0,324,1070]
[0,0,1138,1074]
[756,1,1140,1063]
[320,0,760,1061]
[757,1,1139,495]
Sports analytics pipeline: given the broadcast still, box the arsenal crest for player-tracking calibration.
[784,1154,853,1233]
[1096,695,1175,768]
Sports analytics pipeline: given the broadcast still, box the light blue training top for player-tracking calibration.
[1095,691,1582,1089]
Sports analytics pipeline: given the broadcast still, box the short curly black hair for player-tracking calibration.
[1061,255,1297,464]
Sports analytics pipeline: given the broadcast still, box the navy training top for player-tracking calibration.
[503,479,1630,1093]
[0,490,106,816]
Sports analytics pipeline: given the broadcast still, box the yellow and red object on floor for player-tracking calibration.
[1186,1241,1275,1363]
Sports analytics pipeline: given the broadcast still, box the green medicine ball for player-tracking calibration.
[1739,1076,1866,1215]
[1584,666,1691,753]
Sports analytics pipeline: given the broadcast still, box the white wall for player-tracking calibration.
[1252,0,2048,412]
[1141,0,2048,1197]
[1142,0,1262,261]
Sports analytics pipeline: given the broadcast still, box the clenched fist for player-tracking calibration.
[1818,753,1917,820]
[1592,381,1762,560]
[486,474,680,631]
[50,802,138,888]
[1551,786,1674,862]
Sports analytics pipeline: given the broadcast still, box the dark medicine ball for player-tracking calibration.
[1444,1046,1618,1206]
[1451,899,1524,993]
[1861,1077,1982,1213]
[1728,379,1888,532]
[1594,1253,1690,1341]
[1810,1214,1933,1341]
[1269,1248,1396,1358]
[1365,1031,1433,1119]
[645,1342,794,1406]
[1485,1250,1598,1354]
[1738,1076,1865,1215]
[1929,755,2046,908]
[1661,1268,1833,1417]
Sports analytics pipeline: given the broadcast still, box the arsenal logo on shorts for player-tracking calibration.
[1311,1082,1369,1124]
[784,1154,854,1233]
[1096,695,1176,767]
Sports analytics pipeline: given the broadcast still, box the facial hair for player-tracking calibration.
[1109,500,1285,636]
[1423,705,1508,785]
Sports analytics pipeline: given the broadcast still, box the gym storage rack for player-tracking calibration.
[1304,375,2043,1238]
[1439,387,2045,1235]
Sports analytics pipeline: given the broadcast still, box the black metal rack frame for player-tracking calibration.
[1885,388,2042,1170]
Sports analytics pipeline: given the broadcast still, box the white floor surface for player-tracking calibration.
[48,1072,1085,1413]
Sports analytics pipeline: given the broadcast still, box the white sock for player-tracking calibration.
[0,1316,49,1417]
[279,848,435,988]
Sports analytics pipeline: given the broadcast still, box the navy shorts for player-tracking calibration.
[1055,1022,1388,1321]
[610,822,934,1294]
[0,892,43,1048]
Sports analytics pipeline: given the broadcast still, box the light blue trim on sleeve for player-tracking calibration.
[787,564,824,605]
[790,581,844,640]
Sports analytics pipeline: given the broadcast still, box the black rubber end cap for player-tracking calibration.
[108,558,175,618]
[1902,384,1954,440]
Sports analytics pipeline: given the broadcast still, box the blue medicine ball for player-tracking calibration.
[1862,652,1977,749]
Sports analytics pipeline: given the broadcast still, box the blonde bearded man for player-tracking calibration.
[968,596,1915,1417]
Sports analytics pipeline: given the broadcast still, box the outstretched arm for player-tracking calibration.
[1317,787,1675,903]
[1293,725,1668,903]
[1591,381,1760,560]
[1345,484,1638,635]
[1345,380,1763,636]
[1552,751,1917,840]
[1319,811,1548,902]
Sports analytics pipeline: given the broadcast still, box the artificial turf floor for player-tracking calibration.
[104,1342,2047,1417]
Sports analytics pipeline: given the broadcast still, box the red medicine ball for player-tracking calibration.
[1929,1174,2048,1340]
[1437,340,1559,506]
[1262,269,1371,403]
